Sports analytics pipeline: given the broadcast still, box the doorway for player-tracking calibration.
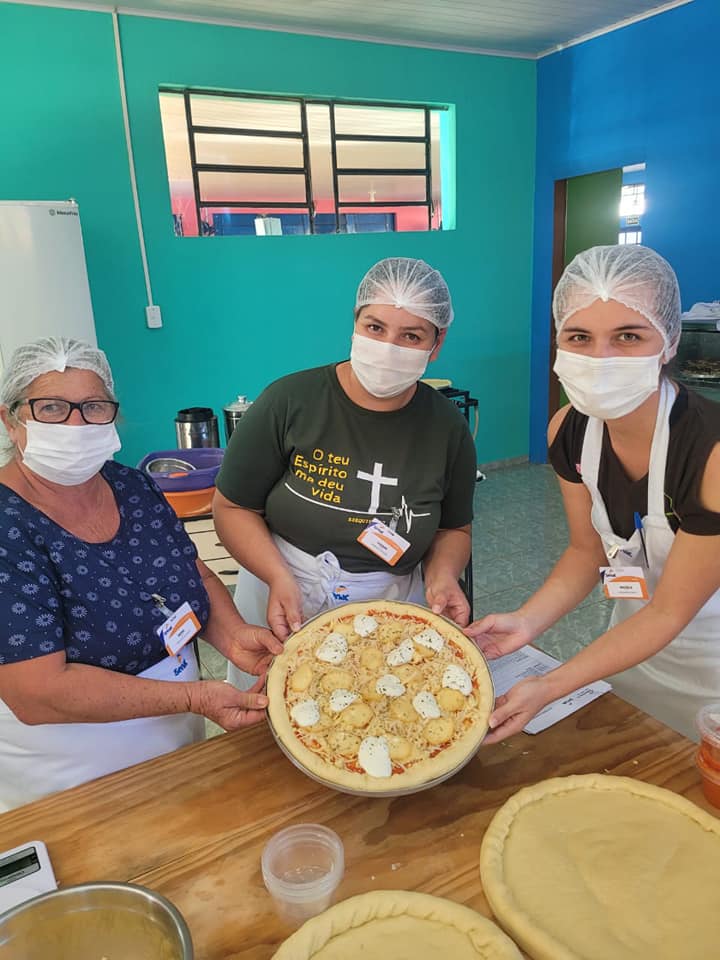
[548,167,623,417]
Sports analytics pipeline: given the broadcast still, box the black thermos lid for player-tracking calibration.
[176,407,216,422]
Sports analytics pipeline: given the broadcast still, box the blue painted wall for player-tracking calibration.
[530,0,720,461]
[0,4,536,467]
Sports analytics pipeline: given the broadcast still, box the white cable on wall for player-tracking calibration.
[112,9,154,309]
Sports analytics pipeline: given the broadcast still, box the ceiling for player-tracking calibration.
[105,0,691,56]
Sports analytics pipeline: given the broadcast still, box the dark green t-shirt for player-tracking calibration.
[216,364,476,574]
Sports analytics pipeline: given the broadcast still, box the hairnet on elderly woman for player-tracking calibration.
[355,257,454,330]
[553,245,682,356]
[0,336,116,409]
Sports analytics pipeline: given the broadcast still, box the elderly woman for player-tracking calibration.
[0,337,282,810]
[214,257,477,688]
[467,245,720,742]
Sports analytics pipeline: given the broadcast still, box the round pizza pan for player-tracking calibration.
[266,600,495,798]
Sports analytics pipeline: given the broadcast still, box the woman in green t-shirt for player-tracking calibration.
[214,258,477,688]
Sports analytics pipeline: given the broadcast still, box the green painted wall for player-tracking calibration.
[0,4,536,467]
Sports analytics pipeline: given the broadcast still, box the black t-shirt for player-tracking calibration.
[216,364,476,575]
[548,384,720,539]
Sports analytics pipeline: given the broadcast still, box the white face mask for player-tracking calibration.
[350,334,432,399]
[553,349,664,420]
[21,421,122,486]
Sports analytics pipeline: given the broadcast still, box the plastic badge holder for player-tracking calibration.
[261,824,344,926]
[266,601,495,799]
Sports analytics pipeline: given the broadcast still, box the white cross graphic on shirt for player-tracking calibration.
[356,461,398,514]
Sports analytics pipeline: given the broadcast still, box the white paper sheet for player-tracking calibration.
[488,646,612,734]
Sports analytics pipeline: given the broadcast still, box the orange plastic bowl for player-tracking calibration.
[163,486,215,519]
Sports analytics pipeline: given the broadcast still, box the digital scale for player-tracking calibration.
[0,841,57,914]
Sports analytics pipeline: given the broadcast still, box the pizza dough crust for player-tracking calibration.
[267,600,494,793]
[271,890,523,959]
[480,774,720,960]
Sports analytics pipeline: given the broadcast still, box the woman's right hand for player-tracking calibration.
[190,678,270,730]
[464,611,534,660]
[266,573,304,641]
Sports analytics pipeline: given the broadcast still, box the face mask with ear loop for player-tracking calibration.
[20,420,122,486]
[553,348,665,420]
[350,333,436,399]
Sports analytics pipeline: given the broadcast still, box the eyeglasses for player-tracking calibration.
[16,397,120,425]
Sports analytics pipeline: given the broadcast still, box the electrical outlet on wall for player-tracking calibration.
[145,304,162,328]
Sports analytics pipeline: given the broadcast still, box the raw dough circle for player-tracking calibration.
[480,774,720,960]
[271,890,523,959]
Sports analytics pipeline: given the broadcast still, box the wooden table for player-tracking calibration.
[0,693,713,958]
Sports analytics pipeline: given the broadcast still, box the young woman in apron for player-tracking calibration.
[214,258,477,690]
[0,338,281,810]
[467,245,720,743]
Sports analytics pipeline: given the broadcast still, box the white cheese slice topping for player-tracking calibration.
[358,736,392,778]
[375,674,406,698]
[290,699,320,727]
[442,663,472,696]
[386,637,415,666]
[413,691,442,720]
[353,614,379,637]
[328,688,359,713]
[413,627,445,652]
[315,632,348,664]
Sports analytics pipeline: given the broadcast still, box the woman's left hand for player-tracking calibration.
[225,624,284,675]
[425,576,470,626]
[482,676,552,745]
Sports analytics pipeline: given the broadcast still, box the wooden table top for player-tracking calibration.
[0,692,713,959]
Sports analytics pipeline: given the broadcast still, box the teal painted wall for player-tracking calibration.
[0,4,536,467]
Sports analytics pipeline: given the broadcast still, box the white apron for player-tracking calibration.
[227,535,425,689]
[0,647,204,811]
[580,378,720,740]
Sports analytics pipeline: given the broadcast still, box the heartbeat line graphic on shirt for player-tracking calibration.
[284,485,430,532]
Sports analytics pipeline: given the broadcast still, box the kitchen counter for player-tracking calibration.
[0,692,712,959]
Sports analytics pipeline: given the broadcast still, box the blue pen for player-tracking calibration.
[633,512,649,567]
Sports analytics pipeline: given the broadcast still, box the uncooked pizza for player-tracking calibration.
[480,774,720,960]
[271,890,523,959]
[267,600,494,793]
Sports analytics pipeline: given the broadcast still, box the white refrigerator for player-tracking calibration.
[0,200,97,377]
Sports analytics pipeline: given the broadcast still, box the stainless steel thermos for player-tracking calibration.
[175,407,220,449]
[223,395,252,443]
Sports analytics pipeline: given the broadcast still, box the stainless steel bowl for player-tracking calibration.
[145,456,196,474]
[0,881,193,959]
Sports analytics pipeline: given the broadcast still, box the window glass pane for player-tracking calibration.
[194,134,305,168]
[189,95,302,132]
[337,174,427,204]
[334,105,425,138]
[307,104,335,221]
[336,139,426,170]
[198,171,308,204]
[619,183,645,217]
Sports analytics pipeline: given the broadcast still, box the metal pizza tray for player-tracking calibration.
[265,600,495,799]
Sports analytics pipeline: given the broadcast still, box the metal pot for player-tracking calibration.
[0,881,193,959]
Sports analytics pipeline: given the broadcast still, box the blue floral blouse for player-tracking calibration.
[0,462,211,674]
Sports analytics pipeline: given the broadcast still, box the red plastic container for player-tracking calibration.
[695,749,720,808]
[696,703,720,772]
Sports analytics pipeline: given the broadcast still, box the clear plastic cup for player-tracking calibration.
[261,824,344,926]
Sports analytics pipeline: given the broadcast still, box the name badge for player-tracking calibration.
[157,601,202,657]
[357,518,410,567]
[599,566,649,600]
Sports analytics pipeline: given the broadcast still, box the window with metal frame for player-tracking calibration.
[158,88,448,237]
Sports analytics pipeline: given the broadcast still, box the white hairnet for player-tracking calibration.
[355,257,454,330]
[553,245,681,354]
[0,337,116,410]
